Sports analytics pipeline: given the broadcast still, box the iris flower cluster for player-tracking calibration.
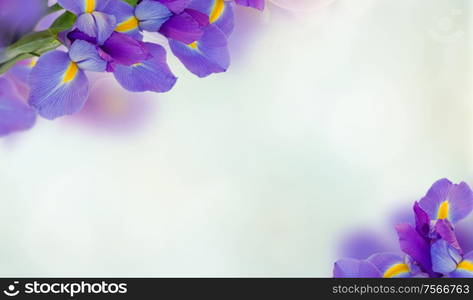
[334,178,473,278]
[0,0,265,135]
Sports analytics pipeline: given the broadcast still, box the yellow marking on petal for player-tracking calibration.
[116,16,139,32]
[28,58,38,68]
[437,200,450,220]
[132,63,143,67]
[209,0,225,23]
[62,62,79,84]
[383,263,409,278]
[188,42,198,49]
[85,0,96,13]
[457,261,473,272]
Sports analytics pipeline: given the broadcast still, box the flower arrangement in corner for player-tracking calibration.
[333,178,473,278]
[0,0,265,135]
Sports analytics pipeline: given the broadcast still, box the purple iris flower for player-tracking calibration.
[58,0,117,45]
[102,0,172,40]
[169,0,233,77]
[28,0,177,120]
[0,77,36,136]
[334,178,473,278]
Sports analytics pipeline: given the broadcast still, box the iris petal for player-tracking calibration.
[135,0,172,32]
[333,258,381,278]
[367,253,411,278]
[450,251,473,278]
[58,0,84,14]
[158,0,192,14]
[113,43,177,93]
[431,239,462,275]
[419,179,473,224]
[189,0,234,36]
[69,40,107,72]
[235,0,265,10]
[28,51,89,120]
[0,78,36,136]
[76,11,116,45]
[169,24,230,77]
[101,32,150,66]
[159,11,206,44]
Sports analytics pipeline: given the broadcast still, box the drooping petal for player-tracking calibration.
[189,0,234,36]
[450,251,473,278]
[157,0,192,14]
[367,253,411,278]
[431,239,463,275]
[135,0,172,32]
[101,32,150,66]
[113,43,177,93]
[0,78,36,136]
[76,11,116,45]
[169,24,230,77]
[28,51,89,120]
[235,0,265,10]
[69,40,107,72]
[333,258,381,278]
[395,223,436,276]
[159,10,206,44]
[419,178,473,224]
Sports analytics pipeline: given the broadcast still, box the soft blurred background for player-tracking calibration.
[0,0,472,277]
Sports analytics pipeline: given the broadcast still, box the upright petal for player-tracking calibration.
[0,78,36,136]
[431,239,462,275]
[419,179,473,224]
[333,259,381,278]
[367,253,412,278]
[169,24,229,77]
[69,40,107,72]
[113,43,177,93]
[450,251,473,278]
[235,0,265,10]
[159,11,206,44]
[135,0,172,32]
[414,202,430,237]
[28,51,89,120]
[157,0,192,14]
[76,11,117,45]
[101,32,150,66]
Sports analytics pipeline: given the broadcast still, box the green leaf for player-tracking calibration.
[0,10,76,75]
[49,11,77,33]
[1,31,60,63]
[47,3,64,14]
[0,53,33,75]
[122,0,138,6]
